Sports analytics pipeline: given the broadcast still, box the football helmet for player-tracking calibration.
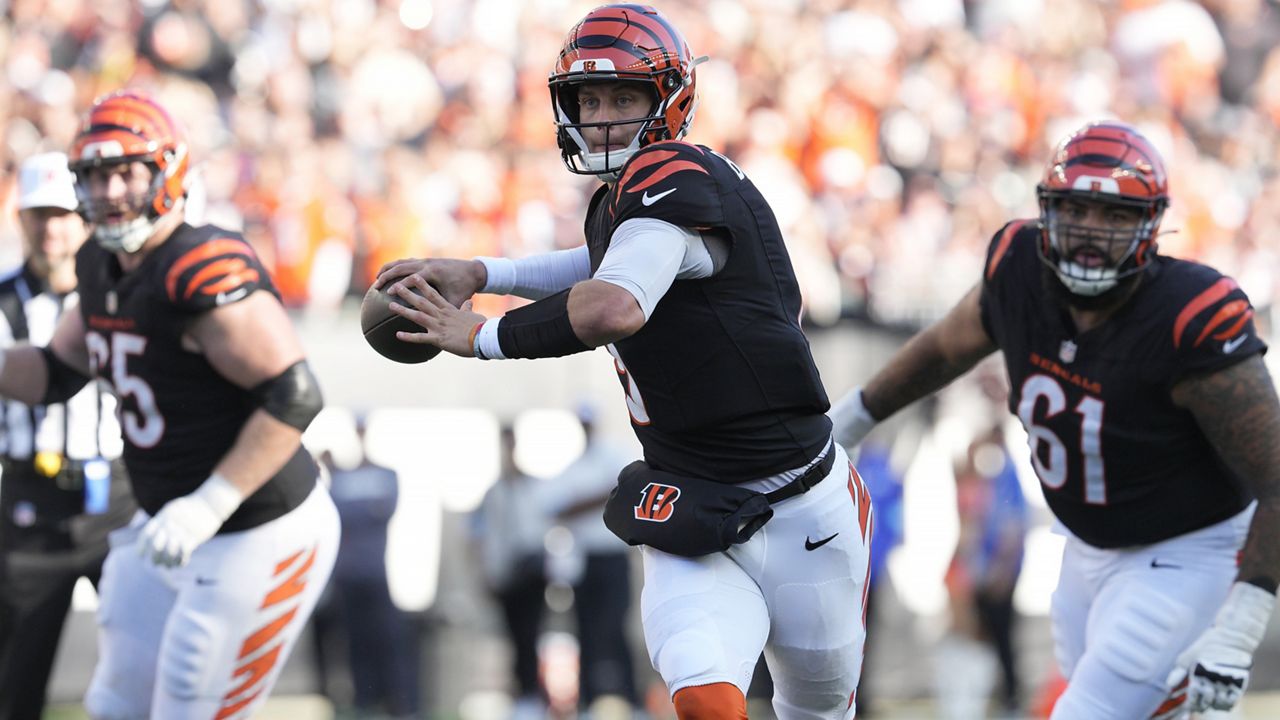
[1036,121,1169,297]
[549,4,701,181]
[68,90,189,253]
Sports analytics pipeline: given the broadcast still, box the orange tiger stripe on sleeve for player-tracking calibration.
[617,149,678,190]
[1173,278,1238,349]
[165,238,257,302]
[183,257,261,300]
[1192,300,1253,348]
[985,220,1028,281]
[626,160,709,193]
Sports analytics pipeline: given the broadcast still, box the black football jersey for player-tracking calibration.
[75,223,316,532]
[980,220,1261,548]
[584,141,831,482]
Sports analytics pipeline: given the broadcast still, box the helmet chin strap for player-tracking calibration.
[1040,263,1144,312]
[1054,260,1118,296]
[94,216,153,254]
[579,132,645,182]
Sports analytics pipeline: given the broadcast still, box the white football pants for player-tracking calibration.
[1049,503,1254,719]
[85,484,340,720]
[640,443,872,720]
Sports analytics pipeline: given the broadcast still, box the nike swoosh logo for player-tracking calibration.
[805,533,839,551]
[1150,558,1182,569]
[1223,334,1249,354]
[215,287,250,306]
[641,188,677,206]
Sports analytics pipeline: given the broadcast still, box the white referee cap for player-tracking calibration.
[17,152,78,211]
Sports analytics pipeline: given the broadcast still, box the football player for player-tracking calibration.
[0,91,340,718]
[375,4,872,718]
[829,121,1280,719]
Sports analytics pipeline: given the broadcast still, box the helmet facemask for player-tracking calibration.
[551,73,687,182]
[1037,190,1166,297]
[73,158,173,254]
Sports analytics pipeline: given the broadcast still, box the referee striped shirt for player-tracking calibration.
[0,264,121,462]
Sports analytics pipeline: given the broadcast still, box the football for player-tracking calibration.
[360,284,443,364]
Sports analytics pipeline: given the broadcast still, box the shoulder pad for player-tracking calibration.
[984,219,1038,281]
[1170,274,1256,350]
[612,142,724,230]
[163,235,267,310]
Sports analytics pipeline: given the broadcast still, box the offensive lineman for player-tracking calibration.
[0,91,340,718]
[830,121,1280,719]
[375,5,872,719]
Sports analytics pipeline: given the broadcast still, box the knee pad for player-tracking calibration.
[767,641,863,719]
[85,684,145,720]
[159,609,220,700]
[1094,586,1192,684]
[673,683,748,720]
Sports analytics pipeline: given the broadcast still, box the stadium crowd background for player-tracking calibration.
[5,0,1280,717]
[3,0,1280,328]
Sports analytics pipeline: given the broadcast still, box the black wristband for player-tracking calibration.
[496,289,591,359]
[40,346,91,404]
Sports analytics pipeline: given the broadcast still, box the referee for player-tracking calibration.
[0,152,134,720]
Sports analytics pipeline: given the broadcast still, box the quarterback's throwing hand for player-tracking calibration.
[137,475,243,568]
[388,275,487,358]
[372,257,485,308]
[1167,581,1275,712]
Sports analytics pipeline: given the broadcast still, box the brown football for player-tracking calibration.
[360,284,443,364]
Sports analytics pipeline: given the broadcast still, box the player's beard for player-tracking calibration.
[1040,263,1145,313]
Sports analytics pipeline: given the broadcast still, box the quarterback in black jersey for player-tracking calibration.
[0,91,339,718]
[375,5,871,718]
[831,121,1280,719]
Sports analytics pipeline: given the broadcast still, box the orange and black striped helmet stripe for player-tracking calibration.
[557,4,689,76]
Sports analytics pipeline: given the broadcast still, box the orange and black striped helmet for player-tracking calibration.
[1036,120,1169,298]
[68,90,189,253]
[549,4,701,181]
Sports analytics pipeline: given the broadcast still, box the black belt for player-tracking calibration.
[764,443,838,504]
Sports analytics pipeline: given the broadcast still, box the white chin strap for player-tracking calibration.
[567,125,644,183]
[579,143,641,183]
[1055,260,1118,296]
[94,216,153,254]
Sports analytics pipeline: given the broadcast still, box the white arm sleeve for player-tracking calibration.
[592,218,715,320]
[476,245,591,300]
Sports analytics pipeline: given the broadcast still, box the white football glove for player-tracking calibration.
[138,474,243,568]
[828,387,879,450]
[1166,581,1275,713]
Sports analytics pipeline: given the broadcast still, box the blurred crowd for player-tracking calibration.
[2,0,1280,326]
